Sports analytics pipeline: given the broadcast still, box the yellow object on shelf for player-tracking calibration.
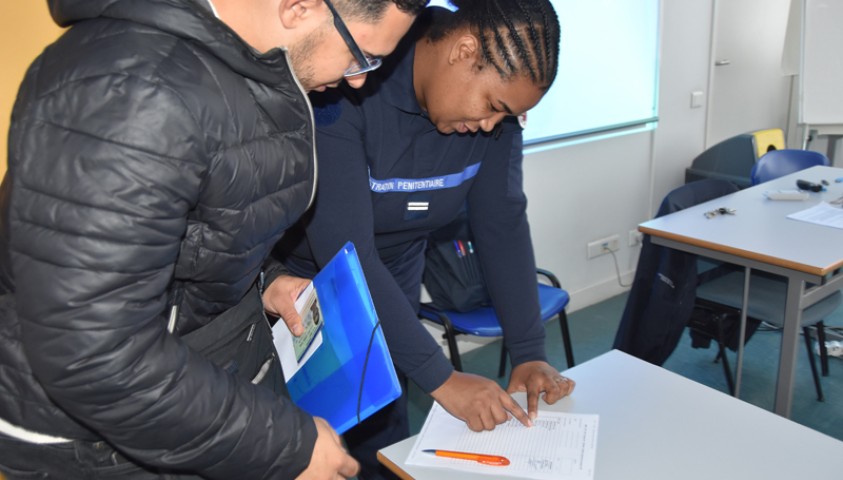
[751,128,786,158]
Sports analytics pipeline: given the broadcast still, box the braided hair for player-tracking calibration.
[423,0,560,88]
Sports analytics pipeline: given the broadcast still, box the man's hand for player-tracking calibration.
[430,371,532,431]
[262,274,311,336]
[295,417,359,479]
[507,361,575,421]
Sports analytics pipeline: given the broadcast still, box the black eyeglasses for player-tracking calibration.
[323,0,383,77]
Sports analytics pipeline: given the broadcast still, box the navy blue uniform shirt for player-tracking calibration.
[279,40,547,393]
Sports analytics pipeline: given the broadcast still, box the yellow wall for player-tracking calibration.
[1,3,64,177]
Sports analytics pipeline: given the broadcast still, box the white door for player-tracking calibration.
[706,0,793,147]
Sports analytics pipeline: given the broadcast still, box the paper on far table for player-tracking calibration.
[787,201,843,229]
[406,401,598,480]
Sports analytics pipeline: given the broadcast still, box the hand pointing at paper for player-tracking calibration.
[431,362,575,432]
[508,361,576,421]
[431,371,533,432]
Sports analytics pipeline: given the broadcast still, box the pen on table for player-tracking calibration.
[422,449,510,466]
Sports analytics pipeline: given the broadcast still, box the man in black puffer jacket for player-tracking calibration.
[0,0,426,478]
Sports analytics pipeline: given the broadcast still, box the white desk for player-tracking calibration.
[639,165,843,417]
[378,350,843,479]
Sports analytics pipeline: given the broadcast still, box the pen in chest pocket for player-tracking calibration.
[466,241,478,282]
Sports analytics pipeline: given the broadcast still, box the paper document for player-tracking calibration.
[272,282,324,379]
[787,202,843,229]
[406,401,598,480]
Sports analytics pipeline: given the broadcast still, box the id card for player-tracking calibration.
[272,282,325,379]
[293,286,323,361]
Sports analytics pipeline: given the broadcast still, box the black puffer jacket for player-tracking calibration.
[0,0,318,477]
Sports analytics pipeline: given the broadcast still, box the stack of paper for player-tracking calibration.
[406,402,598,480]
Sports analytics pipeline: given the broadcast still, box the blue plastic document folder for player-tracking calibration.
[286,242,401,434]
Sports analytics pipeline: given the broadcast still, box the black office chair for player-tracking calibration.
[614,178,741,366]
[616,177,837,401]
[692,148,839,401]
[694,270,840,400]
[419,268,574,376]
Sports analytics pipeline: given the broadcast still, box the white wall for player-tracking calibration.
[523,0,716,313]
[425,0,805,357]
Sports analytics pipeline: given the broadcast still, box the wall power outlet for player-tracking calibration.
[587,235,620,259]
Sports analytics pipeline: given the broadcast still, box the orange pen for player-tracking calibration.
[422,449,510,466]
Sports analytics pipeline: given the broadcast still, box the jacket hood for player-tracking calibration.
[47,0,294,86]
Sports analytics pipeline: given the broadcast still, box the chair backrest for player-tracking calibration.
[613,178,740,365]
[750,149,830,185]
[657,178,740,217]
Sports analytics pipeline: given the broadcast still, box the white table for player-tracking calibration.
[638,165,843,417]
[378,350,843,480]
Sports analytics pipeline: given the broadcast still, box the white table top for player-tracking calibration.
[639,165,843,278]
[378,350,843,480]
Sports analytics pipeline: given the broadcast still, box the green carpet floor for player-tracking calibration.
[408,292,843,442]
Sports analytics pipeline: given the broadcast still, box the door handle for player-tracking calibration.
[714,59,731,66]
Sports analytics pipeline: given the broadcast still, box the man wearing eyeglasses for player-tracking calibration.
[0,0,426,479]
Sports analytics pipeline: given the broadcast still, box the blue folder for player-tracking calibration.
[286,242,401,434]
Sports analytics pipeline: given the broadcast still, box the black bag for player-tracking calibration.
[179,284,287,396]
[687,305,761,352]
[423,238,490,312]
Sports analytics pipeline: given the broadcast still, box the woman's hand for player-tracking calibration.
[507,361,575,420]
[431,371,533,431]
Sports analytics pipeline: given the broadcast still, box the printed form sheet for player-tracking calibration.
[406,402,598,480]
[787,201,843,229]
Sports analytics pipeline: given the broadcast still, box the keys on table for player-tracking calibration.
[704,207,736,219]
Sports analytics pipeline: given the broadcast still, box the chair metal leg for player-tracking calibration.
[816,322,829,376]
[537,269,575,368]
[434,312,463,372]
[498,344,507,378]
[803,326,825,402]
[713,314,735,395]
[492,310,573,377]
[559,311,575,368]
[716,344,735,396]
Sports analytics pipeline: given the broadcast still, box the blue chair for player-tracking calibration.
[750,149,829,185]
[419,268,574,376]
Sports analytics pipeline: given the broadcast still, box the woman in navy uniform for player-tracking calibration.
[275,1,574,478]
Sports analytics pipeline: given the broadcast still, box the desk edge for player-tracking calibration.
[377,450,415,480]
[638,226,836,277]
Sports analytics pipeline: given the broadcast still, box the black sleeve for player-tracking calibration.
[10,73,316,479]
[467,122,547,367]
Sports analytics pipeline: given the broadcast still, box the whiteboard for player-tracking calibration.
[799,0,843,126]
